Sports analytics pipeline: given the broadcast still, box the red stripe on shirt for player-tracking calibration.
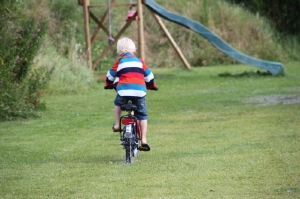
[119,77,145,85]
[118,72,145,85]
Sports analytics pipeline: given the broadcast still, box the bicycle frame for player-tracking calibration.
[119,103,141,163]
[121,116,141,139]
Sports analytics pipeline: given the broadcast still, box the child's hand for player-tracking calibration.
[148,87,158,91]
[104,85,114,89]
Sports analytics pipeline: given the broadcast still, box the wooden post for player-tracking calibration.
[83,0,92,69]
[151,13,191,70]
[137,0,145,60]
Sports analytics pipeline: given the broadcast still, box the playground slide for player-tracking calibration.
[143,0,284,75]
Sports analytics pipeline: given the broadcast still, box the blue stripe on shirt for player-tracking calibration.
[109,69,117,77]
[119,57,140,64]
[144,68,152,76]
[117,83,147,92]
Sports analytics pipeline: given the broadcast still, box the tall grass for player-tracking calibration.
[24,0,298,70]
[35,39,97,95]
[278,35,300,61]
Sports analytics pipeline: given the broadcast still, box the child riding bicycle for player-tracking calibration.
[105,37,157,151]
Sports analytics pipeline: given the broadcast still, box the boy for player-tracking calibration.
[105,37,157,151]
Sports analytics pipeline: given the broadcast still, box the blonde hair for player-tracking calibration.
[117,37,136,55]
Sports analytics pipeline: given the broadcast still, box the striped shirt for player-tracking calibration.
[106,53,156,97]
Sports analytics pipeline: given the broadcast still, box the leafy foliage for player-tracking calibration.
[0,0,52,120]
[226,0,300,35]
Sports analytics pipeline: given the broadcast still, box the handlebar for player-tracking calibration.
[104,86,114,89]
[104,86,158,91]
[148,87,159,91]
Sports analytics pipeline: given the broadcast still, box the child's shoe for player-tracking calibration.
[139,144,150,151]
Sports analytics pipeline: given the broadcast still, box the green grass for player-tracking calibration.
[1,63,300,198]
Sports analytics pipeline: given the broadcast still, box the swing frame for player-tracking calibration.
[78,0,190,70]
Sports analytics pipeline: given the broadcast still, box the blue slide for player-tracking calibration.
[143,0,284,75]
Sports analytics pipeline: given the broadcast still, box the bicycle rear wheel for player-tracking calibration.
[125,144,133,163]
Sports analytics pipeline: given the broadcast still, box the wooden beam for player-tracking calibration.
[83,0,92,70]
[89,3,137,8]
[95,35,111,40]
[151,13,191,70]
[137,0,145,60]
[92,12,138,69]
[89,11,110,43]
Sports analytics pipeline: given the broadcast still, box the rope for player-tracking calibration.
[107,0,114,44]
[129,0,133,10]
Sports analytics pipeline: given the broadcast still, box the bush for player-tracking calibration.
[0,1,52,120]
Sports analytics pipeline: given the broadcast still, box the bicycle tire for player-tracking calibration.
[125,142,133,163]
[122,118,139,163]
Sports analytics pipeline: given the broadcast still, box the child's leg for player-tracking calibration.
[113,94,127,130]
[114,105,121,129]
[140,120,148,144]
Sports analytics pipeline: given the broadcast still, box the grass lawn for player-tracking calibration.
[1,62,299,198]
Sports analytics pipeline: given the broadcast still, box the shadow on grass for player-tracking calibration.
[75,155,126,165]
[50,154,126,165]
[218,70,281,77]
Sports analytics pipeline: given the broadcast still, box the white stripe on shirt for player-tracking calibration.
[106,71,115,81]
[144,73,154,82]
[118,89,146,97]
[117,61,143,72]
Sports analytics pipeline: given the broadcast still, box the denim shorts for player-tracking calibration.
[114,94,147,120]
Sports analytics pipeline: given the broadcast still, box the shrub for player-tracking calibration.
[0,1,52,120]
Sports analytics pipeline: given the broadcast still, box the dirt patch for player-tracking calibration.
[95,73,106,82]
[245,94,300,106]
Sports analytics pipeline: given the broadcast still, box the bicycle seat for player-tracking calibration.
[121,103,137,111]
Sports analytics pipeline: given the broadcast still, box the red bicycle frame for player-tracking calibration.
[121,116,141,139]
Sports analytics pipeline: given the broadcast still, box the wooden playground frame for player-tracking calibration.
[78,0,190,70]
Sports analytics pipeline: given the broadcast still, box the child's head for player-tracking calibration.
[117,37,136,55]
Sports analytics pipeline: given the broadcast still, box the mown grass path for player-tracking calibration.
[1,63,299,198]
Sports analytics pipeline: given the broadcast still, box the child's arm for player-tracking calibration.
[105,60,119,87]
[140,59,157,89]
[144,68,156,89]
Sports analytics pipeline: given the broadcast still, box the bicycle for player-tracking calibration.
[120,101,141,163]
[105,86,158,163]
